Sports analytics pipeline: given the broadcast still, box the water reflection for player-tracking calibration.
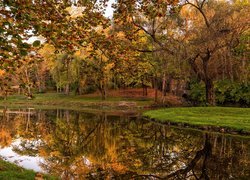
[0,139,45,172]
[0,108,249,179]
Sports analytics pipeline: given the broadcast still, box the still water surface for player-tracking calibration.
[0,108,249,179]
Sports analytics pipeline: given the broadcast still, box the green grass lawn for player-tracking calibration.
[0,93,153,109]
[0,159,57,180]
[143,107,250,133]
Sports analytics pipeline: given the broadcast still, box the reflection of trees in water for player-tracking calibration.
[207,134,250,179]
[0,109,249,179]
[37,110,98,178]
[114,120,202,174]
[0,108,36,147]
[156,134,212,180]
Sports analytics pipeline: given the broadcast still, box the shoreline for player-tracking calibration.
[1,94,250,136]
[144,117,250,137]
[143,107,250,136]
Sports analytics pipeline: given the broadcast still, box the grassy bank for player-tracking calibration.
[143,107,250,134]
[0,159,57,180]
[0,93,153,110]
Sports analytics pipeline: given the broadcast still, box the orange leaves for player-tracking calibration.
[0,129,12,148]
[109,162,128,173]
[157,0,179,5]
[116,31,126,39]
[0,70,5,76]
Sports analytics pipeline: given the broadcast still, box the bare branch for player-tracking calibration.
[185,0,210,28]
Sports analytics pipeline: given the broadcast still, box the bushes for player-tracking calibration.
[215,80,250,105]
[188,81,206,105]
[188,80,250,106]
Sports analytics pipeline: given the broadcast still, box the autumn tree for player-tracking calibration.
[0,1,43,97]
[1,0,114,97]
[182,0,249,105]
[112,0,191,102]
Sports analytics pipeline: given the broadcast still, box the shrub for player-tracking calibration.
[189,81,206,104]
[215,80,250,105]
[188,80,250,106]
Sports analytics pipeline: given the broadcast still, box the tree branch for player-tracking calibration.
[131,16,175,55]
[44,0,112,60]
[185,0,210,28]
[164,134,212,179]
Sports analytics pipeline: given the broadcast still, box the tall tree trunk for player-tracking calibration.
[74,81,80,95]
[201,50,215,106]
[25,68,32,99]
[166,76,172,93]
[99,80,106,100]
[142,79,148,96]
[65,84,70,95]
[65,58,70,95]
[27,86,31,97]
[154,76,158,102]
[162,72,166,96]
[35,63,45,93]
[101,88,106,100]
[205,79,215,106]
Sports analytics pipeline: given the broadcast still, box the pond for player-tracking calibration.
[0,108,249,179]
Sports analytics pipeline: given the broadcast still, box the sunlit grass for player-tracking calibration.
[143,107,250,132]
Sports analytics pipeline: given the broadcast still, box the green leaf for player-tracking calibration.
[33,40,41,47]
